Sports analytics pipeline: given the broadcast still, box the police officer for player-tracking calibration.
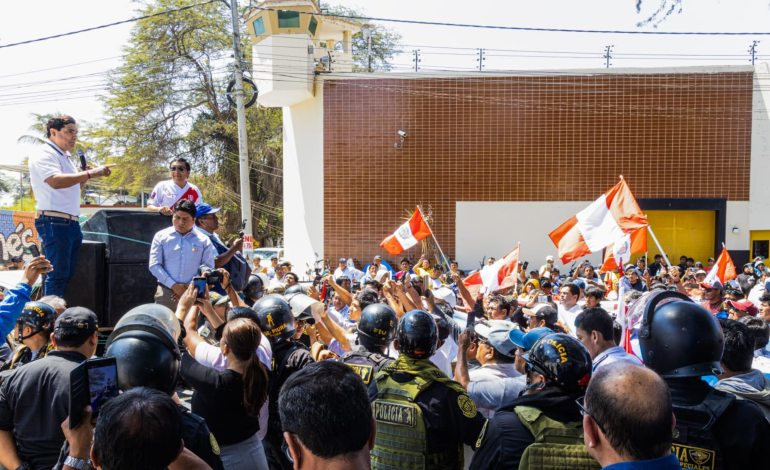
[242,273,268,307]
[339,303,397,385]
[635,291,770,469]
[254,295,314,470]
[52,303,225,470]
[0,302,57,372]
[368,309,485,470]
[470,333,595,470]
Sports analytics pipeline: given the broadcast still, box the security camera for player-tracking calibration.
[398,130,407,138]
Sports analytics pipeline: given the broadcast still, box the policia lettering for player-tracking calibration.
[672,444,715,470]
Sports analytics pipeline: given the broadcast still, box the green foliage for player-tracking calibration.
[90,0,283,242]
[17,111,92,153]
[324,5,402,72]
[635,0,683,28]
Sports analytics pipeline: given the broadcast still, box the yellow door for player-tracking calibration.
[645,211,716,264]
[750,230,770,260]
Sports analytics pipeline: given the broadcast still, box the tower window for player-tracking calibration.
[308,16,318,35]
[253,17,266,36]
[278,11,300,28]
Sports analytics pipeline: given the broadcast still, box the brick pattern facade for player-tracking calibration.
[323,72,753,266]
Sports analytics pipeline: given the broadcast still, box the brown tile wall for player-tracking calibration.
[323,72,754,266]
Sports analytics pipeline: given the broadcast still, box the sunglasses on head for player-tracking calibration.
[169,166,187,172]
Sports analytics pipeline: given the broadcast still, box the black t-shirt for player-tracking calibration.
[0,350,87,470]
[180,351,261,446]
[267,340,315,433]
[367,370,485,459]
[470,388,584,470]
[667,378,770,469]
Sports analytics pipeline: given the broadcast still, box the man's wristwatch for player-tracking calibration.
[63,456,90,469]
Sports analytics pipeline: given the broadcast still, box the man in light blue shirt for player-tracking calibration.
[149,199,215,310]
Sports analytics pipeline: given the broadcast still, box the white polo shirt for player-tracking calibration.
[28,140,81,216]
[148,180,204,208]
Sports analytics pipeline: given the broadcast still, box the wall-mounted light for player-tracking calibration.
[732,226,739,234]
[395,130,407,149]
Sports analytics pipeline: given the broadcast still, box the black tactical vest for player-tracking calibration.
[341,349,394,385]
[671,389,734,470]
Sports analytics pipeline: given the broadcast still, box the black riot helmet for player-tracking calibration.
[357,304,397,348]
[104,304,182,395]
[523,333,592,393]
[284,284,306,297]
[243,273,268,302]
[396,310,438,359]
[15,302,57,342]
[254,294,295,344]
[636,291,724,378]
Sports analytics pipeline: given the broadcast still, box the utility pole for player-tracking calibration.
[413,49,421,72]
[229,0,253,254]
[749,40,760,66]
[603,45,614,69]
[477,48,486,71]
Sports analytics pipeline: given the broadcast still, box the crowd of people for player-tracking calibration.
[2,116,768,469]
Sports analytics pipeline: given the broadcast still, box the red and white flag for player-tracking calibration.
[703,245,737,286]
[380,207,433,255]
[549,178,648,263]
[600,226,648,273]
[463,244,520,300]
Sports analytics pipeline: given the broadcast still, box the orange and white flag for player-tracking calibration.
[601,226,648,272]
[380,207,433,255]
[549,178,648,264]
[703,245,737,286]
[463,244,520,299]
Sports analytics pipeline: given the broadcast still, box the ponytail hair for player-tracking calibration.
[223,318,269,418]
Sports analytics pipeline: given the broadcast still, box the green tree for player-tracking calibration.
[91,0,283,243]
[324,5,402,72]
[635,0,682,27]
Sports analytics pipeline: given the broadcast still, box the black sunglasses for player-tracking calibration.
[169,166,187,172]
[575,396,606,434]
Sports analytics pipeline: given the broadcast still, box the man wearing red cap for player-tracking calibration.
[726,299,759,320]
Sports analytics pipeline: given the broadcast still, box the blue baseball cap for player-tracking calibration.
[509,326,554,351]
[339,258,347,263]
[195,203,221,218]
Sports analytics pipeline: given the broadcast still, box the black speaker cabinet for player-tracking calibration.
[63,240,105,320]
[103,263,159,327]
[81,210,172,263]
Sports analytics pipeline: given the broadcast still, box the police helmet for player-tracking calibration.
[254,294,295,343]
[105,304,182,395]
[243,273,268,300]
[636,291,724,378]
[396,310,438,359]
[357,304,397,347]
[15,302,57,341]
[284,284,306,297]
[523,333,591,392]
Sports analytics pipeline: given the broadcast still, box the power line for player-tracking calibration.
[0,0,220,50]
[252,6,770,36]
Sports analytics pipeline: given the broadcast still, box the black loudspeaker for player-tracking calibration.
[63,241,105,319]
[81,210,172,263]
[104,263,159,327]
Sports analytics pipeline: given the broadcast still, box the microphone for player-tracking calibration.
[77,149,87,171]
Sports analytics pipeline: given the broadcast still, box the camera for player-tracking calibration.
[398,130,408,137]
[198,265,223,286]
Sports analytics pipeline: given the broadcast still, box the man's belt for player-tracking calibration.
[37,210,78,221]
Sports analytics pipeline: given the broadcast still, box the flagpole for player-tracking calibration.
[647,226,672,268]
[417,205,450,272]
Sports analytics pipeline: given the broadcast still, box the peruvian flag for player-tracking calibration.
[463,244,520,299]
[380,207,433,255]
[549,178,648,263]
[703,245,737,285]
[600,226,648,273]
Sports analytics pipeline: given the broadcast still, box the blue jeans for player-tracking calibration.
[34,215,82,298]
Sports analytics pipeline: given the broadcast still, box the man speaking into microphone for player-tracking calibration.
[28,115,113,297]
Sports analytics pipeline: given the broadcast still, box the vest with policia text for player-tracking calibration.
[0,342,54,372]
[513,406,600,470]
[670,390,733,470]
[340,348,393,385]
[371,356,464,470]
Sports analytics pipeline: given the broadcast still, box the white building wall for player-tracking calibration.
[282,85,324,279]
[455,202,606,272]
[750,62,770,231]
[726,201,750,250]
